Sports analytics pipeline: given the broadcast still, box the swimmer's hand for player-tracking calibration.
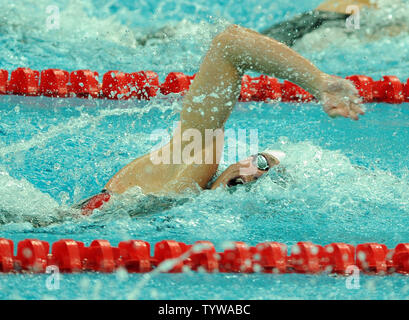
[318,75,365,121]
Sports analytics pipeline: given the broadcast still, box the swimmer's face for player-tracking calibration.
[210,153,280,189]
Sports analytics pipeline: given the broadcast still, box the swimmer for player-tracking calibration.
[77,24,364,215]
[261,0,376,47]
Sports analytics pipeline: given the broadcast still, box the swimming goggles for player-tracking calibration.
[254,153,270,171]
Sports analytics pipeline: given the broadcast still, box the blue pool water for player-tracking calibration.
[1,0,409,300]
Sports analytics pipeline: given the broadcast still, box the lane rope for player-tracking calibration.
[1,238,408,275]
[0,68,408,104]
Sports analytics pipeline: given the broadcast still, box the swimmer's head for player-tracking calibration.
[210,150,285,189]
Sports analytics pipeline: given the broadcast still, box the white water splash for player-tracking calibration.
[0,169,59,225]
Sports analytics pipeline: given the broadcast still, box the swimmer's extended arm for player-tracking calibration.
[105,25,364,194]
[181,24,364,136]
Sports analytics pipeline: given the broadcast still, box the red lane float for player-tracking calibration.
[346,75,374,102]
[2,239,409,275]
[51,239,83,272]
[160,72,193,96]
[145,70,160,98]
[240,75,260,102]
[188,241,218,272]
[239,75,282,102]
[0,238,14,272]
[40,69,69,97]
[128,71,147,99]
[8,68,40,96]
[404,79,409,102]
[84,240,116,272]
[321,243,355,274]
[258,75,282,101]
[281,81,315,103]
[0,68,408,104]
[251,242,287,273]
[373,76,405,104]
[127,71,159,100]
[69,70,101,98]
[102,71,131,100]
[153,240,190,273]
[118,240,151,272]
[288,241,322,273]
[0,70,8,94]
[392,243,409,274]
[16,239,49,273]
[356,243,388,274]
[219,241,253,273]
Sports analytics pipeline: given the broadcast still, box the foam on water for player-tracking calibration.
[0,168,58,226]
